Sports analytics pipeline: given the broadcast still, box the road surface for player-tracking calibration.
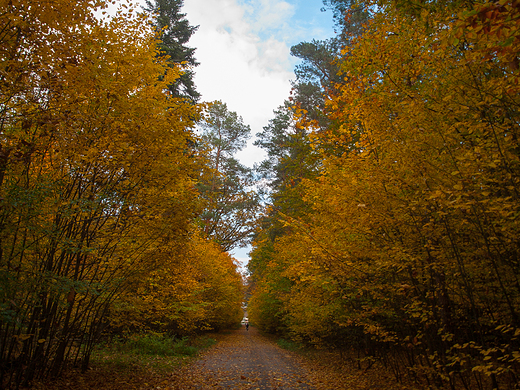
[178,326,316,389]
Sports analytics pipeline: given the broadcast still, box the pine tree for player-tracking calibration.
[144,0,200,103]
[198,101,261,251]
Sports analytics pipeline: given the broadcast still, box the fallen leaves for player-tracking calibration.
[31,327,418,389]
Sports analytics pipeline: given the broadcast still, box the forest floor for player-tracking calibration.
[32,327,417,390]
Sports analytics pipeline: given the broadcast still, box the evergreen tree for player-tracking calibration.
[322,0,368,40]
[144,0,200,103]
[289,1,369,128]
[198,101,261,251]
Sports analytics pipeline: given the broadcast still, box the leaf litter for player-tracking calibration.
[32,327,416,389]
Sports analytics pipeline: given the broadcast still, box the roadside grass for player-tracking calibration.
[91,332,216,374]
[31,333,217,389]
[276,338,304,352]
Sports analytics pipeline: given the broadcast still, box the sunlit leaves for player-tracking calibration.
[111,230,243,334]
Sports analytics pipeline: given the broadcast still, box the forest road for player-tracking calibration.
[177,326,316,389]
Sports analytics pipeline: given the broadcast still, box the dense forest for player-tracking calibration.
[0,0,252,387]
[1,0,519,389]
[249,0,520,389]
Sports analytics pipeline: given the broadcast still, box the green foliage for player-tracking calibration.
[277,338,304,352]
[198,101,261,251]
[322,0,368,38]
[91,333,215,374]
[144,0,200,102]
[107,334,208,357]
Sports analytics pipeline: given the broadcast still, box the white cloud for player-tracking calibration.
[244,0,295,32]
[183,0,298,167]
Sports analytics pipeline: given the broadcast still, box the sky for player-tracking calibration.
[178,0,335,266]
[103,0,335,266]
[182,0,334,168]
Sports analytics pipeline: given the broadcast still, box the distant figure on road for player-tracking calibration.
[245,318,249,331]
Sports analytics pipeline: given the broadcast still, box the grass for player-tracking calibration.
[91,332,216,374]
[276,338,304,352]
[31,333,218,389]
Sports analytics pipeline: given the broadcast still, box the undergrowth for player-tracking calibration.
[30,333,218,389]
[276,338,304,352]
[91,333,216,373]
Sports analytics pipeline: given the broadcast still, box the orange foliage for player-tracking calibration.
[0,0,242,387]
[111,230,244,334]
[250,1,520,388]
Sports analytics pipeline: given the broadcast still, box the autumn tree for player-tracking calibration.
[110,230,243,334]
[249,0,520,388]
[0,0,204,386]
[248,101,321,333]
[248,0,352,335]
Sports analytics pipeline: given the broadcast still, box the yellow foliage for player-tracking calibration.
[0,0,225,385]
[111,229,243,334]
[250,0,520,386]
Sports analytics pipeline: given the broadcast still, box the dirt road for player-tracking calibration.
[177,326,316,389]
[34,326,409,389]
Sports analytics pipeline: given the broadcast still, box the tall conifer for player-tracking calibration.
[144,0,200,103]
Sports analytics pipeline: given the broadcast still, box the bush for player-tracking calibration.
[277,338,303,352]
[98,333,216,357]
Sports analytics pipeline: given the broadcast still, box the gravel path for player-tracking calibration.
[178,326,316,389]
